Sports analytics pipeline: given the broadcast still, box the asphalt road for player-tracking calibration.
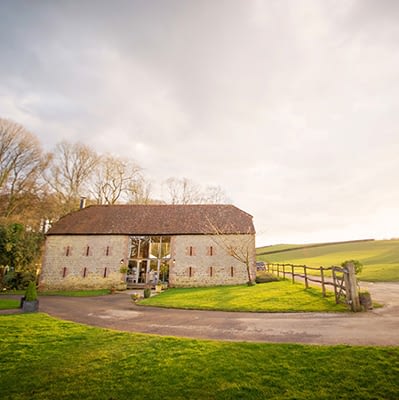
[35,281,399,346]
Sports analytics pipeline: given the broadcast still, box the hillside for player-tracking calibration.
[256,239,399,282]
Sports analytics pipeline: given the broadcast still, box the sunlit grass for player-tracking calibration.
[140,281,347,312]
[0,313,398,400]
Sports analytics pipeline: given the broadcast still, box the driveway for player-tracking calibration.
[36,281,399,346]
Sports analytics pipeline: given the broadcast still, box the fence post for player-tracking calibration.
[277,264,280,278]
[291,264,295,283]
[320,266,326,297]
[304,265,309,289]
[344,262,361,312]
[332,268,338,304]
[282,264,286,279]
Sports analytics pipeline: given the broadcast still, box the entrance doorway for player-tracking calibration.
[126,236,170,287]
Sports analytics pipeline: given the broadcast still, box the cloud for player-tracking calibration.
[0,0,398,244]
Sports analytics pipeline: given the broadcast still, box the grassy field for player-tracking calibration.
[257,239,399,282]
[1,313,398,400]
[140,281,347,312]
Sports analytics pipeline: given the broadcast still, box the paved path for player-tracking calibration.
[34,282,399,346]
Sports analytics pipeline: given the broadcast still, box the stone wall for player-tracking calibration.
[40,233,256,290]
[40,235,129,290]
[169,234,256,287]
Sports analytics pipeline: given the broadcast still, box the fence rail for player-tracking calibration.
[266,262,360,311]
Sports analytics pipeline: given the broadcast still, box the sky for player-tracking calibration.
[1,0,399,246]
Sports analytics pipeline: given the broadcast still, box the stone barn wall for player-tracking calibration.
[40,235,129,290]
[169,234,256,287]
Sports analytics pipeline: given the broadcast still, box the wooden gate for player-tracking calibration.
[332,266,347,304]
[267,262,362,311]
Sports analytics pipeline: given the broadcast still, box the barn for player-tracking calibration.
[40,204,256,290]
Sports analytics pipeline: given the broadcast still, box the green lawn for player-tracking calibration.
[140,281,347,312]
[38,289,111,297]
[0,313,398,400]
[0,290,111,310]
[0,298,20,310]
[258,239,399,282]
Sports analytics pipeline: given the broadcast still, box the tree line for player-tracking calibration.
[0,117,227,288]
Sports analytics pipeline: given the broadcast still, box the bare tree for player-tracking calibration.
[90,154,142,204]
[163,177,227,204]
[127,175,154,204]
[202,185,228,204]
[0,118,49,221]
[164,177,202,204]
[45,141,99,215]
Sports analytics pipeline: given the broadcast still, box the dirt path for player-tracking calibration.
[33,282,399,346]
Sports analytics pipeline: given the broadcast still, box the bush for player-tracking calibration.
[143,288,152,298]
[119,264,128,274]
[341,260,363,275]
[256,272,279,284]
[2,270,36,290]
[24,281,38,301]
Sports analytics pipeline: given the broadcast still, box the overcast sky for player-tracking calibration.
[1,0,399,245]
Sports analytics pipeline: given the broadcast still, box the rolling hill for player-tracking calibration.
[256,239,399,282]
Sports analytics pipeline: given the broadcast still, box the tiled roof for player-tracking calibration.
[47,204,255,235]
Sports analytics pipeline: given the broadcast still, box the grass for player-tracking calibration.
[0,298,20,310]
[37,289,111,297]
[140,281,348,312]
[0,313,398,400]
[257,239,399,282]
[0,289,25,295]
[0,289,111,297]
[0,289,110,310]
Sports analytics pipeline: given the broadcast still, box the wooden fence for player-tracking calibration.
[266,262,361,311]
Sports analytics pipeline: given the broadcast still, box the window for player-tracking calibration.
[105,246,110,256]
[85,246,90,256]
[188,266,193,277]
[187,246,196,256]
[207,246,215,256]
[65,246,71,257]
[62,267,67,278]
[209,266,213,277]
[83,267,87,278]
[129,236,171,284]
[103,267,108,278]
[230,266,234,277]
